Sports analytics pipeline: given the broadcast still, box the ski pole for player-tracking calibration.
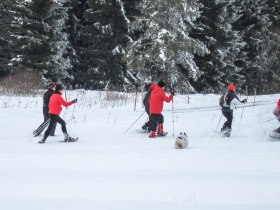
[123,111,146,135]
[260,118,276,123]
[171,86,175,138]
[216,113,223,132]
[238,85,248,130]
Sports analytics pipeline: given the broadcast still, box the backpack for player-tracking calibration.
[219,93,229,107]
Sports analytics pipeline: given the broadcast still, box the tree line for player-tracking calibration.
[0,0,279,94]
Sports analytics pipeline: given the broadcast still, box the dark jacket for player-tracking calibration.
[143,89,152,114]
[222,91,242,111]
[43,89,54,114]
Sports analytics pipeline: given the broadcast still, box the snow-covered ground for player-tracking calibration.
[1,91,280,210]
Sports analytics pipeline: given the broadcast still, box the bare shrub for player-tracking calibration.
[0,70,43,96]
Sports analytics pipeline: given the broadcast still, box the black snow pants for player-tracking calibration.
[43,106,56,135]
[43,114,67,139]
[222,109,233,130]
[148,114,164,132]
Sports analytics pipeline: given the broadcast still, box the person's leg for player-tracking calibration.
[142,112,150,130]
[39,114,58,143]
[56,116,68,140]
[227,110,233,130]
[222,110,230,131]
[157,114,164,134]
[148,114,158,138]
[49,114,57,136]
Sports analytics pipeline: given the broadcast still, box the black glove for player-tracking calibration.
[72,98,78,103]
[171,92,175,96]
[241,99,247,103]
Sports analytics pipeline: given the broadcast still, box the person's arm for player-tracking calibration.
[160,91,173,103]
[58,95,74,107]
[234,93,246,103]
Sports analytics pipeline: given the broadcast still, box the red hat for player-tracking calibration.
[227,84,235,91]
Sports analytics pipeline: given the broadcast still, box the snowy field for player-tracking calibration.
[1,90,280,210]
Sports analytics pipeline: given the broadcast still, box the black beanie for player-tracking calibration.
[158,81,166,88]
[55,84,64,93]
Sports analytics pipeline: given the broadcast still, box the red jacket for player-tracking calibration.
[278,99,280,110]
[48,93,74,115]
[149,84,173,114]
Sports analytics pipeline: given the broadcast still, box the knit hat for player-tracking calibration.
[48,82,56,89]
[227,84,235,91]
[55,84,64,93]
[158,81,166,88]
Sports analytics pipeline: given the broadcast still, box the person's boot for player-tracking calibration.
[274,127,280,133]
[38,136,47,144]
[63,133,69,142]
[141,122,149,132]
[157,123,166,136]
[149,131,156,138]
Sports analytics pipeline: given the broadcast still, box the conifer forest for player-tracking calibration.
[0,0,279,94]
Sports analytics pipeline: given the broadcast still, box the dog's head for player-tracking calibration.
[179,132,187,138]
[176,132,187,141]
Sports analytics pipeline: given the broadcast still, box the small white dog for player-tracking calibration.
[175,132,188,149]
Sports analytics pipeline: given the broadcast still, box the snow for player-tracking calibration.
[1,91,280,210]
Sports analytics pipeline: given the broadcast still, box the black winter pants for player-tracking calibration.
[148,114,164,132]
[43,114,67,139]
[222,109,233,130]
[43,106,56,135]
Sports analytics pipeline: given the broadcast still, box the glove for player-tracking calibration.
[171,92,175,96]
[241,99,247,103]
[72,98,78,103]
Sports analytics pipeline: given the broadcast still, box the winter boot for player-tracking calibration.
[63,133,69,142]
[141,122,149,132]
[157,123,166,136]
[149,131,156,138]
[38,136,46,144]
[273,127,280,133]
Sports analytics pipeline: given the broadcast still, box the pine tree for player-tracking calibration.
[44,0,73,84]
[191,0,245,93]
[233,0,271,94]
[125,0,208,92]
[0,0,15,77]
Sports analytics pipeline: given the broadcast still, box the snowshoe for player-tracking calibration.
[65,137,79,142]
[220,128,231,138]
[268,131,280,140]
[157,132,168,137]
[137,128,149,134]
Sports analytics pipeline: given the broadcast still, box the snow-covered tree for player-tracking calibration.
[43,0,73,84]
[233,0,271,94]
[190,0,245,93]
[125,0,208,92]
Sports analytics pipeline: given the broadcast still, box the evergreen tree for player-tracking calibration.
[191,0,245,93]
[0,0,15,77]
[126,0,208,92]
[44,0,73,84]
[233,0,271,94]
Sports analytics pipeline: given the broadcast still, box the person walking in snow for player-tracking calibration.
[221,84,247,136]
[141,83,153,131]
[38,84,77,144]
[43,82,57,136]
[148,81,174,138]
[272,99,280,133]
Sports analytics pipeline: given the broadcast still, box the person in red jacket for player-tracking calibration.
[148,81,174,138]
[272,99,280,133]
[39,84,77,143]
